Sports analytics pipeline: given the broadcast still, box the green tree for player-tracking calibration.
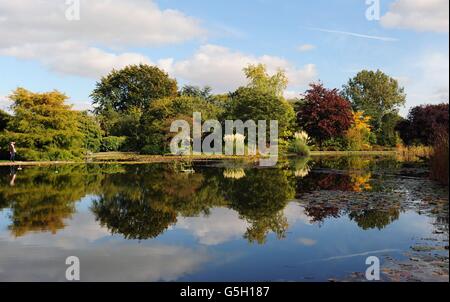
[0,88,84,161]
[227,87,295,139]
[342,70,406,142]
[78,111,103,153]
[379,112,402,147]
[91,64,178,114]
[139,96,222,154]
[243,64,288,97]
[0,109,10,132]
[180,85,213,100]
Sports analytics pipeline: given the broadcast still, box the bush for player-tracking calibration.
[140,144,163,155]
[288,139,310,156]
[344,112,373,151]
[321,138,347,151]
[430,130,449,186]
[100,136,126,152]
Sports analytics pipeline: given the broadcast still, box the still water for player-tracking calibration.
[0,156,448,282]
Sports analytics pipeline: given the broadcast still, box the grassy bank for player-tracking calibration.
[0,151,401,166]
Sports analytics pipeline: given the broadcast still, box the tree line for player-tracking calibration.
[0,64,448,161]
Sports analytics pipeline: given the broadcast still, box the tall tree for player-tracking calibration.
[243,64,288,97]
[91,64,178,114]
[296,83,353,145]
[78,111,103,153]
[180,85,213,100]
[139,96,222,154]
[0,88,84,160]
[396,103,449,146]
[342,70,406,140]
[227,87,295,139]
[0,109,10,132]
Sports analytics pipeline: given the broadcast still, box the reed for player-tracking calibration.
[430,130,449,186]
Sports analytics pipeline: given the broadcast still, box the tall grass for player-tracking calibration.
[396,144,433,162]
[288,131,311,156]
[430,130,449,186]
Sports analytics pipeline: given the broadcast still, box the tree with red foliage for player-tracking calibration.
[296,83,353,145]
[396,103,449,146]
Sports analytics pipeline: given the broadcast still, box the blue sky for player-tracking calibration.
[0,0,448,116]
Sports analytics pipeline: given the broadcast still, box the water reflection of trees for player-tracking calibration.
[91,165,295,243]
[0,165,107,237]
[91,165,226,240]
[1,156,446,242]
[222,169,295,244]
[349,208,400,230]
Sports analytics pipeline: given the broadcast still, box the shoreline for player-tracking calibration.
[0,151,398,166]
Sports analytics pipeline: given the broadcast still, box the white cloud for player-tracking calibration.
[0,0,204,79]
[176,208,249,246]
[381,0,449,33]
[284,203,313,226]
[0,41,152,78]
[0,207,211,281]
[297,237,317,246]
[0,0,205,48]
[297,44,316,52]
[401,52,449,115]
[164,44,318,93]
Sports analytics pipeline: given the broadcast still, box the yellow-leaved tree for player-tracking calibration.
[345,111,373,151]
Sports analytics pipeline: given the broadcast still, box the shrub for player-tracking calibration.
[140,144,163,155]
[288,139,310,156]
[430,129,449,186]
[321,138,347,151]
[288,131,311,156]
[344,112,373,151]
[100,136,126,152]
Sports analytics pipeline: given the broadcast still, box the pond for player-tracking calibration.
[0,156,448,282]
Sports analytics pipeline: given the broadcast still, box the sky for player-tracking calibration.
[0,0,448,116]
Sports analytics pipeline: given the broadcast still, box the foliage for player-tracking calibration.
[344,111,373,151]
[288,131,311,156]
[243,64,288,97]
[430,128,449,186]
[396,103,449,146]
[288,139,310,156]
[100,136,127,152]
[227,87,295,139]
[379,112,402,147]
[0,109,10,131]
[342,70,406,136]
[296,83,353,145]
[0,88,84,161]
[320,137,348,151]
[139,96,222,154]
[180,85,213,100]
[78,111,103,153]
[395,144,433,162]
[92,64,178,114]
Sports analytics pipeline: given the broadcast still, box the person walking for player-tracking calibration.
[9,142,16,162]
